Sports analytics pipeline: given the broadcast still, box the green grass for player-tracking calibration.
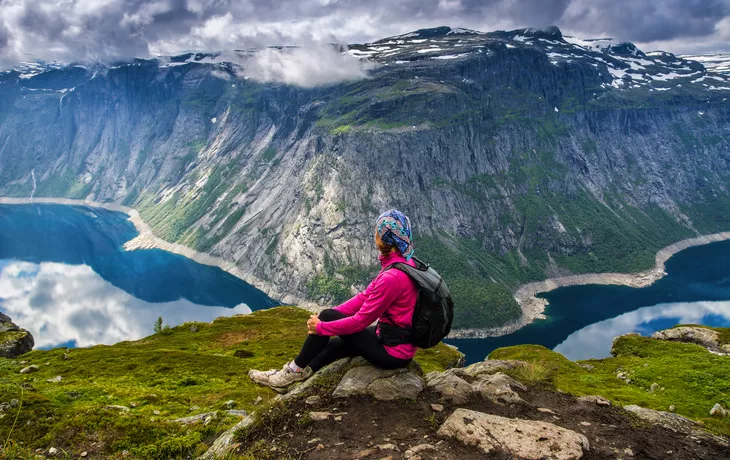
[0,307,459,458]
[491,330,730,434]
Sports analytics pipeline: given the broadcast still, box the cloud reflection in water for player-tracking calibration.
[554,300,730,361]
[0,260,252,349]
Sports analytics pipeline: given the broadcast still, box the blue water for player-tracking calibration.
[447,239,730,363]
[0,204,279,348]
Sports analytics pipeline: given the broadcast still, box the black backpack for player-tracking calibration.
[379,257,455,349]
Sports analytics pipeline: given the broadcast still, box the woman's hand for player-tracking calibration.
[307,314,321,335]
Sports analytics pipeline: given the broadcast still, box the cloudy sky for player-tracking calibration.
[0,0,728,66]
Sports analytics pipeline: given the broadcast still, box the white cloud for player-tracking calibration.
[0,261,252,348]
[239,46,372,87]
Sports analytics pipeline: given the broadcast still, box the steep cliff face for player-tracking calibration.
[2,27,730,328]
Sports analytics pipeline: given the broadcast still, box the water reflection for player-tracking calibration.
[0,260,252,349]
[554,300,730,361]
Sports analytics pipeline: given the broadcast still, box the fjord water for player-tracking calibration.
[448,239,730,364]
[0,204,279,348]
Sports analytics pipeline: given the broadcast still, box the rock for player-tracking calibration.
[305,395,321,405]
[356,448,377,458]
[472,372,527,405]
[424,370,475,404]
[253,396,263,405]
[225,410,249,417]
[438,408,589,459]
[47,376,62,383]
[333,366,400,397]
[80,452,88,457]
[669,405,676,412]
[19,365,39,374]
[316,443,325,451]
[198,414,254,460]
[455,359,526,378]
[649,383,660,393]
[577,363,594,370]
[0,314,35,358]
[404,443,435,459]
[368,371,424,401]
[62,353,70,360]
[0,402,10,412]
[223,400,236,409]
[10,399,19,408]
[538,407,557,414]
[277,358,352,402]
[48,447,58,456]
[709,403,727,418]
[652,327,722,352]
[106,405,131,412]
[580,421,592,426]
[189,324,199,332]
[430,403,444,412]
[189,405,200,411]
[153,410,161,415]
[333,365,423,401]
[623,405,697,433]
[309,411,347,421]
[377,443,396,450]
[577,395,611,406]
[233,349,254,358]
[174,412,217,425]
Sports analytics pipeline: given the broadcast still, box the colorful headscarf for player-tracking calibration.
[376,209,414,260]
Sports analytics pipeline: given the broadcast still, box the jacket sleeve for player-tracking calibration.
[332,282,372,317]
[317,271,401,336]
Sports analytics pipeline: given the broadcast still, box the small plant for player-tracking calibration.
[424,412,438,428]
[153,316,172,335]
[514,361,553,385]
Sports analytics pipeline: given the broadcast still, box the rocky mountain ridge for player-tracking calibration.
[1,26,730,329]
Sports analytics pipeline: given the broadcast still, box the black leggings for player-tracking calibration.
[294,309,412,372]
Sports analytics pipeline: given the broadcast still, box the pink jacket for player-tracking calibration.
[316,251,418,360]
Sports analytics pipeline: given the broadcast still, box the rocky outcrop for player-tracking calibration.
[424,360,528,404]
[438,408,590,459]
[652,327,730,354]
[0,313,34,358]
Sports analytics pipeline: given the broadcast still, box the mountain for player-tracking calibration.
[1,26,730,329]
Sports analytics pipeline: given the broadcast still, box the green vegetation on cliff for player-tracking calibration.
[492,330,730,435]
[0,307,460,459]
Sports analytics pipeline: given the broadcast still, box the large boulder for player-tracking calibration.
[424,370,475,404]
[473,372,527,405]
[651,327,725,353]
[0,314,34,359]
[622,405,697,433]
[438,408,589,459]
[333,364,424,401]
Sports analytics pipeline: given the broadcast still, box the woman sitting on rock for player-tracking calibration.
[249,209,418,392]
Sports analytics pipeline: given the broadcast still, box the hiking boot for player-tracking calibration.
[248,363,313,391]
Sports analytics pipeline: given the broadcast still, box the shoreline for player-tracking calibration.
[4,197,730,339]
[0,197,315,311]
[448,230,730,339]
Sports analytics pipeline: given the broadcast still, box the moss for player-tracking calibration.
[0,330,28,344]
[0,306,457,457]
[490,329,730,434]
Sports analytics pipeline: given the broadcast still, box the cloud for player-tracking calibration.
[0,0,729,68]
[240,46,372,87]
[0,261,252,348]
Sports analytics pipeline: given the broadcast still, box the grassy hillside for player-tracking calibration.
[491,329,730,435]
[0,307,461,459]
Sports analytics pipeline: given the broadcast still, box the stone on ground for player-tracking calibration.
[198,414,254,460]
[333,365,424,401]
[623,405,697,432]
[473,372,527,405]
[456,359,526,378]
[438,408,589,459]
[424,370,475,404]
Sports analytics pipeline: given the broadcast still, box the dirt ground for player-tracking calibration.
[236,385,730,460]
